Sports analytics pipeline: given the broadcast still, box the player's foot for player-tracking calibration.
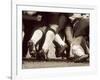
[59,44,68,54]
[39,49,48,61]
[28,40,36,57]
[74,54,88,63]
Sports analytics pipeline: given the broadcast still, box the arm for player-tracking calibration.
[22,11,42,21]
[22,14,38,21]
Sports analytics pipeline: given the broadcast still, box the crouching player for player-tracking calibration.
[68,13,89,62]
[22,11,47,59]
[28,12,68,60]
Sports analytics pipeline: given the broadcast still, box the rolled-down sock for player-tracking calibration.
[71,44,85,57]
[54,34,66,46]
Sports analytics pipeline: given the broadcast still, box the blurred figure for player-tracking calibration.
[39,13,69,60]
[22,11,46,58]
[31,12,67,60]
[27,12,68,60]
[68,13,89,62]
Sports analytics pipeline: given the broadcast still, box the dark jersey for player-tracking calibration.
[73,18,89,37]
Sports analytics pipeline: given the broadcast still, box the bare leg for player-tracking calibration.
[65,26,73,58]
[65,26,73,44]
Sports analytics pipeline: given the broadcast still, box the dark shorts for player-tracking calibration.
[58,14,72,32]
[45,12,60,25]
[38,12,72,32]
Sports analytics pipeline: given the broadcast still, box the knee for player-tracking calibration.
[38,26,47,34]
[50,24,59,32]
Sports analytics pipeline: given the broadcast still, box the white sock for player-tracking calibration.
[54,34,66,46]
[71,44,85,57]
[31,29,43,45]
[42,30,55,52]
[22,31,24,40]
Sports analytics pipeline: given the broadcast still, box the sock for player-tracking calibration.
[31,29,43,45]
[54,34,66,46]
[42,30,55,53]
[72,44,85,57]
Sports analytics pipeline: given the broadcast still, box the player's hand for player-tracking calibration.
[37,15,42,21]
[26,11,37,16]
[69,16,75,21]
[82,14,89,19]
[69,13,82,21]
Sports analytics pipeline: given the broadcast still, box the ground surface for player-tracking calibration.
[22,59,89,69]
[23,43,89,69]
